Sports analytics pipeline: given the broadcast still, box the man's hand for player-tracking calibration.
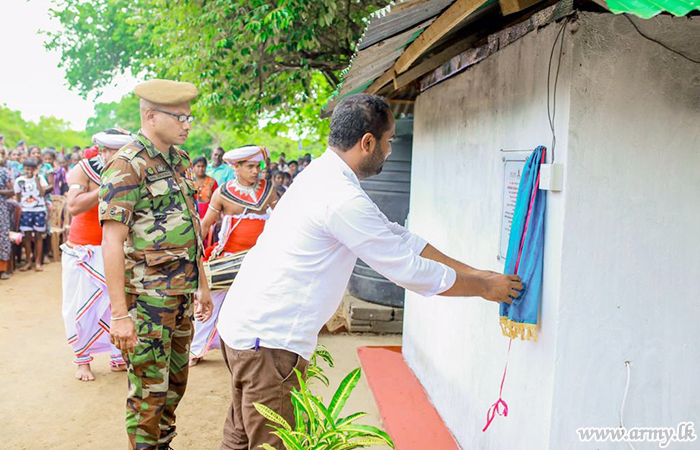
[111,318,138,353]
[483,274,523,304]
[195,288,214,323]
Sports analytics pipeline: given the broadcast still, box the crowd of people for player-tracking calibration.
[0,132,311,281]
[0,137,102,278]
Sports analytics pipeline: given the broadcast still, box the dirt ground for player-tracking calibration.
[0,261,401,449]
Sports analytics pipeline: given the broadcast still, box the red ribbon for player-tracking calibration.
[483,339,512,432]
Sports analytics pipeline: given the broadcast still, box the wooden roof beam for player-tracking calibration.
[499,0,543,16]
[393,36,476,91]
[367,68,395,94]
[367,30,476,97]
[394,0,490,74]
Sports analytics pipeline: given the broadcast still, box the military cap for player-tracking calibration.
[134,79,198,105]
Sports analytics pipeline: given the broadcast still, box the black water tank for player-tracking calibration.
[348,118,413,307]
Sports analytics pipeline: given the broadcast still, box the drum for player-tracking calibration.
[203,250,248,290]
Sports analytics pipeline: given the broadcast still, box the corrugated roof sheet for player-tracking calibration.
[338,20,435,96]
[358,0,456,50]
[326,0,448,113]
[606,0,699,19]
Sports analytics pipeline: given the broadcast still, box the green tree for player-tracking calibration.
[85,94,141,136]
[44,0,155,97]
[0,105,89,150]
[45,0,390,131]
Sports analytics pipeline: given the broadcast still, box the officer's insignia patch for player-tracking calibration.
[146,170,173,182]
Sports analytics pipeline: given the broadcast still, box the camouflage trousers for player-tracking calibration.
[123,293,194,450]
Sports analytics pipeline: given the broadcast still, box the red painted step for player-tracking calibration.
[357,346,459,450]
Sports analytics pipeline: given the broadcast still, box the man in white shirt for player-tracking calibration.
[216,94,522,450]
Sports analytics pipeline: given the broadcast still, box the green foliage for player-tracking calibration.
[85,94,141,136]
[306,344,335,387]
[45,0,390,132]
[0,105,89,150]
[44,0,155,96]
[253,347,394,450]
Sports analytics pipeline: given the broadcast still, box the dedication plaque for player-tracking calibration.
[499,150,531,259]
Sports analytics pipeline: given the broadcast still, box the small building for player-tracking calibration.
[327,0,700,448]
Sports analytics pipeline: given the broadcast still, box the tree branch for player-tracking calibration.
[323,70,340,88]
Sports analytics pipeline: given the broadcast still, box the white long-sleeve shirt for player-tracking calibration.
[217,149,456,360]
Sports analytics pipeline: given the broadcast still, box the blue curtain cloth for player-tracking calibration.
[500,146,547,341]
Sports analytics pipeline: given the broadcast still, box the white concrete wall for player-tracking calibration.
[549,13,700,448]
[403,12,700,450]
[403,22,574,450]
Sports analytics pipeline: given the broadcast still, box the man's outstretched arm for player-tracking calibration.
[420,244,521,302]
[330,197,522,304]
[420,244,500,279]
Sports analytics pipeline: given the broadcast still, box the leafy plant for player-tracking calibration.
[254,367,394,449]
[306,344,335,387]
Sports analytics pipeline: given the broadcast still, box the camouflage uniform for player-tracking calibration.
[99,132,204,450]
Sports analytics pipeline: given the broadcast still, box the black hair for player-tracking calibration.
[282,172,292,180]
[328,93,392,151]
[24,158,39,168]
[288,160,298,166]
[192,156,207,167]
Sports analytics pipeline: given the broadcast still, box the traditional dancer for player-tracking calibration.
[61,128,134,381]
[190,145,278,366]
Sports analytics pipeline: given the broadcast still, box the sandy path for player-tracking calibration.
[0,262,400,449]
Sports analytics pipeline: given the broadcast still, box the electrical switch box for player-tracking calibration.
[539,163,563,191]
